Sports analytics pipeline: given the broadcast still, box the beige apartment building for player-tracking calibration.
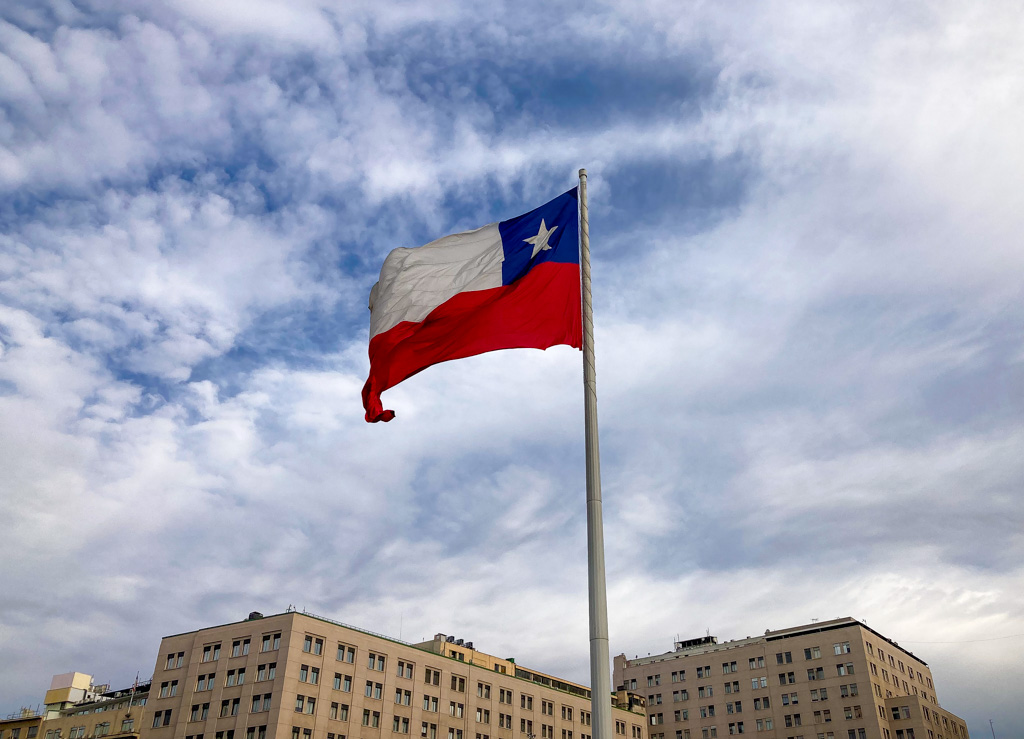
[613,618,968,739]
[138,610,647,739]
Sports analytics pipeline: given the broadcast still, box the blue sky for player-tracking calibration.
[1,0,1022,734]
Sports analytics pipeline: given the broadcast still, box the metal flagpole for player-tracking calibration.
[579,168,613,739]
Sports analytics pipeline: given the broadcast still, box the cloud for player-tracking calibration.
[1,0,1022,735]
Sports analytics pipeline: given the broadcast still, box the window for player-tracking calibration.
[303,635,324,654]
[521,695,533,710]
[423,695,439,712]
[775,652,792,664]
[724,682,739,694]
[425,668,441,686]
[257,663,276,681]
[752,697,769,710]
[394,718,411,734]
[541,701,553,717]
[696,667,711,679]
[362,710,381,728]
[396,689,412,706]
[197,673,216,691]
[452,703,465,719]
[833,642,851,655]
[94,724,110,738]
[333,673,352,691]
[837,664,854,677]
[153,710,173,728]
[778,673,795,685]
[751,677,766,690]
[500,689,513,705]
[397,660,414,679]
[562,706,573,721]
[160,680,179,697]
[261,633,281,652]
[476,709,489,724]
[808,668,824,681]
[251,694,272,713]
[368,652,386,671]
[447,731,463,739]
[221,698,240,717]
[674,690,689,701]
[366,681,384,700]
[722,662,737,674]
[331,703,350,721]
[246,727,268,739]
[190,703,210,721]
[477,682,491,699]
[697,687,712,699]
[698,707,714,719]
[226,669,245,686]
[232,639,251,657]
[522,720,534,735]
[166,652,185,669]
[672,671,686,682]
[452,676,466,693]
[804,647,821,660]
[300,665,309,682]
[422,724,437,739]
[121,719,134,734]
[216,732,237,739]
[727,723,743,735]
[203,644,222,662]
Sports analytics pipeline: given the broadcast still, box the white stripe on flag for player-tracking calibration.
[369,222,504,338]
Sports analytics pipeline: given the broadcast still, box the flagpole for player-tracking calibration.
[579,168,612,739]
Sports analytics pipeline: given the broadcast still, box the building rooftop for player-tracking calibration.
[625,616,928,666]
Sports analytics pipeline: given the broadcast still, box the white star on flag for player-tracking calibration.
[524,219,558,259]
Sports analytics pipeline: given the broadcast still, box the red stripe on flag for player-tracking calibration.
[362,261,582,422]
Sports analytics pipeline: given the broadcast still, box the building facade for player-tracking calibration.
[1,673,148,739]
[139,610,647,739]
[613,618,968,739]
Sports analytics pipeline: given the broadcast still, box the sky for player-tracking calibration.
[1,0,1022,734]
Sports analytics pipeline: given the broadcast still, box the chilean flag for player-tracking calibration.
[362,188,582,422]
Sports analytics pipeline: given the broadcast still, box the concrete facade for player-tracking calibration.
[139,611,647,739]
[613,618,968,739]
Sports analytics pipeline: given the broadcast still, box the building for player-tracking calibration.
[41,677,149,739]
[613,618,969,739]
[139,610,647,739]
[0,711,43,739]
[1,673,148,739]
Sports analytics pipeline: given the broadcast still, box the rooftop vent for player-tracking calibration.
[248,612,264,620]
